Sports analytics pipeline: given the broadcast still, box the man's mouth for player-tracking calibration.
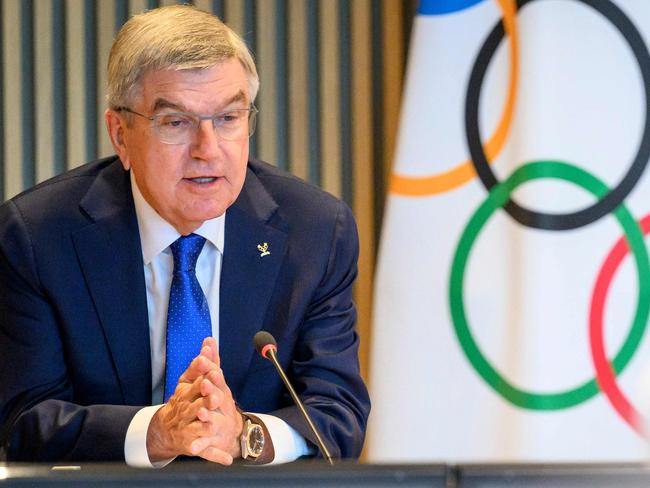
[187,177,218,183]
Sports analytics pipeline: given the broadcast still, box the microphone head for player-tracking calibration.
[253,331,277,358]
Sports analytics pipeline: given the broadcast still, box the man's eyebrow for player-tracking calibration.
[221,90,249,109]
[150,91,249,114]
[151,98,186,112]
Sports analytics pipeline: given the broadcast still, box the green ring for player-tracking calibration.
[449,161,650,410]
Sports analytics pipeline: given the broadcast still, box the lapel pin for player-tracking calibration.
[257,242,271,257]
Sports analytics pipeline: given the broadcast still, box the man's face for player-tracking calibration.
[108,59,251,234]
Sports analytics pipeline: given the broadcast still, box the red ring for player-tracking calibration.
[589,214,650,437]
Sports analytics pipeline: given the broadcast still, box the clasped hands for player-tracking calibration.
[146,337,243,464]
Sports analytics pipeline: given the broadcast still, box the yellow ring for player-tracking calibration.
[390,0,519,196]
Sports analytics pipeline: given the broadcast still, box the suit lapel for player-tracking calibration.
[72,161,152,405]
[219,166,287,398]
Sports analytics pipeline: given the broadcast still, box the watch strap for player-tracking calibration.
[238,412,275,464]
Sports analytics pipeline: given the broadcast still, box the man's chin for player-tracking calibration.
[180,207,228,228]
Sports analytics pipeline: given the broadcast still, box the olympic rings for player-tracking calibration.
[449,160,650,409]
[465,0,650,230]
[590,213,650,435]
[389,0,519,196]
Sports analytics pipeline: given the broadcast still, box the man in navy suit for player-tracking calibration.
[0,5,369,466]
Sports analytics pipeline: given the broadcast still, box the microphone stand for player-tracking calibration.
[265,347,334,465]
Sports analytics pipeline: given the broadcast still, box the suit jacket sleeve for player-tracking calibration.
[265,200,370,459]
[0,200,139,462]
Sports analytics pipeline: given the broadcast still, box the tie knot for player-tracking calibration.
[171,234,206,273]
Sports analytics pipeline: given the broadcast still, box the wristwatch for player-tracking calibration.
[240,415,265,460]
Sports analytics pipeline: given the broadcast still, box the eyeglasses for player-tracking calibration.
[117,106,258,145]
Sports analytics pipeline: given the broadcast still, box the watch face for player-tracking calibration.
[248,424,265,456]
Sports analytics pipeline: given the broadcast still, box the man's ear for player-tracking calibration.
[105,108,131,170]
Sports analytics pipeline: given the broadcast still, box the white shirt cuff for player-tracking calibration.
[124,404,174,468]
[250,413,314,464]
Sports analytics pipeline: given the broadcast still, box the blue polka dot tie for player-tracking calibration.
[164,234,212,402]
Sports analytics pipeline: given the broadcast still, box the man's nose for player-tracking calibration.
[189,119,222,159]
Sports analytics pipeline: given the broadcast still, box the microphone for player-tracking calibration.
[253,331,334,465]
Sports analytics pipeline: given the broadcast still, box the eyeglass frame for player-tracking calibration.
[115,105,259,145]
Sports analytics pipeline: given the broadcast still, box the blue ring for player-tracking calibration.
[418,0,485,15]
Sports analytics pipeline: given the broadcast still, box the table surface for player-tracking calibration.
[1,461,650,487]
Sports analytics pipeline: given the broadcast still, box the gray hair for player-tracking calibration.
[107,4,259,109]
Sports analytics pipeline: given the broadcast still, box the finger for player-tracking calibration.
[197,404,226,425]
[197,445,233,465]
[186,413,220,438]
[178,354,219,384]
[167,401,224,439]
[196,351,219,373]
[189,432,231,457]
[205,369,227,390]
[199,344,213,362]
[202,372,238,417]
[201,388,225,411]
[170,375,211,414]
[167,375,197,406]
[189,390,225,420]
[199,374,228,400]
[200,377,217,398]
[184,378,216,410]
[201,337,219,366]
[198,382,227,411]
[207,371,236,411]
[194,395,241,440]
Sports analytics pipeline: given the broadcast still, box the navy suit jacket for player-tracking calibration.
[0,156,369,462]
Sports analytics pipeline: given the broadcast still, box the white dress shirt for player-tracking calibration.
[123,172,310,467]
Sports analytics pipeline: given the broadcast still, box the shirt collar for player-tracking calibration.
[130,171,225,265]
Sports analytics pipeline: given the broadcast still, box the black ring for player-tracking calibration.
[465,0,650,230]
